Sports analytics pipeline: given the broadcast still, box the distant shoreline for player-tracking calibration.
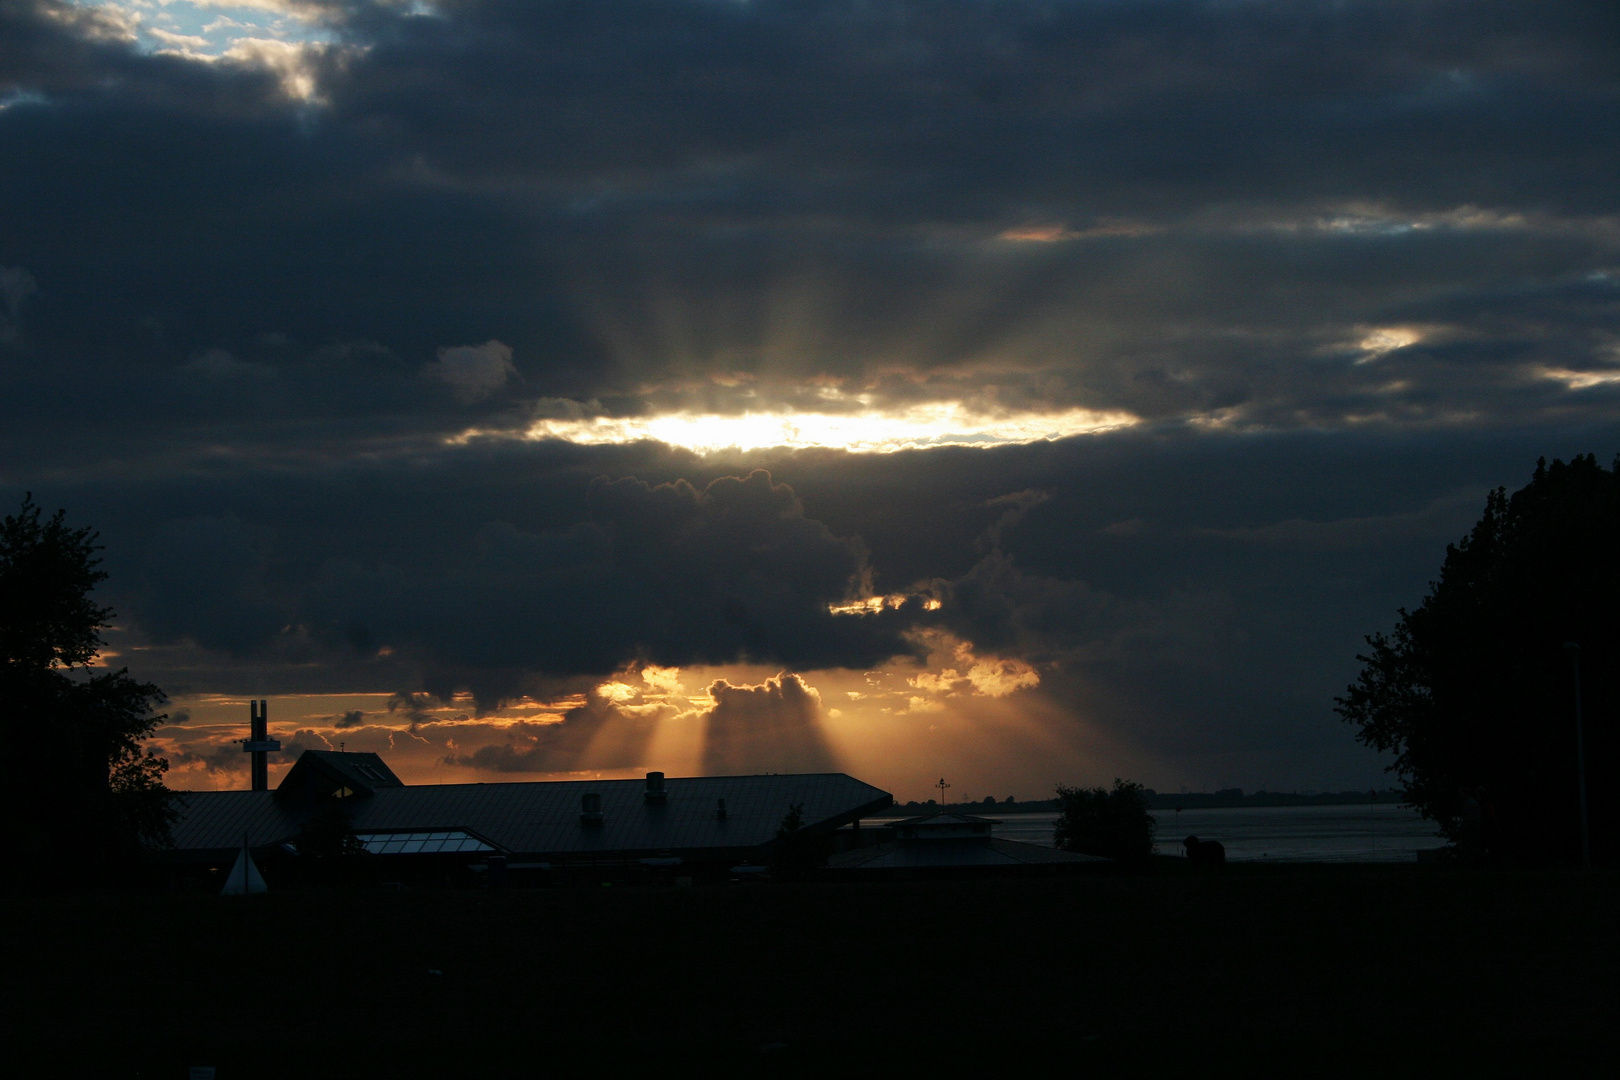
[885,789,1408,816]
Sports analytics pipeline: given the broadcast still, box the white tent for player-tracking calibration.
[220,843,268,896]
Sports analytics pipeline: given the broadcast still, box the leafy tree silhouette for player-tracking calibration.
[1,495,173,876]
[1337,455,1618,863]
[1053,778,1155,863]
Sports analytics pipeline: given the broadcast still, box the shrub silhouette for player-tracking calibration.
[1054,778,1156,863]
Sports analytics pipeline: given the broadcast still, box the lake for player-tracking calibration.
[874,803,1446,862]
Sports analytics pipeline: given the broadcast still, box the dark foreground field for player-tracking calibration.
[6,863,1617,1077]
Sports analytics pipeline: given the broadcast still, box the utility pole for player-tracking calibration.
[1563,643,1591,871]
[936,777,951,808]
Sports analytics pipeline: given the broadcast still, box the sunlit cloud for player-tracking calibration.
[828,593,940,616]
[1540,367,1620,390]
[68,0,342,61]
[595,681,641,704]
[1250,203,1534,237]
[639,665,685,694]
[514,401,1138,454]
[218,38,339,102]
[148,28,211,51]
[907,634,1041,699]
[1000,223,1071,243]
[1354,326,1424,363]
[49,2,139,44]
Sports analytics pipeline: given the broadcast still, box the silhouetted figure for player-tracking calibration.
[1184,835,1225,864]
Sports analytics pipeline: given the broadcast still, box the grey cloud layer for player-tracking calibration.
[2,0,1618,471]
[129,466,915,706]
[4,1,1619,785]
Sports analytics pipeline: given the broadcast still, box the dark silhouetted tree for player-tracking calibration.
[769,802,829,878]
[1,495,173,874]
[1054,778,1155,863]
[1337,455,1618,863]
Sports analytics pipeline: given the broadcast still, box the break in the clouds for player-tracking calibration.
[5,1,1619,794]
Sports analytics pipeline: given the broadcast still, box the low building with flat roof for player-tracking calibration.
[824,811,1107,876]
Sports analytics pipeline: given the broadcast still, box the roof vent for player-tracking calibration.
[716,797,727,821]
[644,771,667,804]
[580,792,603,825]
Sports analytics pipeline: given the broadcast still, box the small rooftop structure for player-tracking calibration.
[277,749,405,803]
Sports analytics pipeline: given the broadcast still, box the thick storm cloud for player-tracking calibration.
[119,467,916,706]
[4,1,1618,791]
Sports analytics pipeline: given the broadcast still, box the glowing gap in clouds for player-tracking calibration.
[1541,367,1620,390]
[522,402,1139,454]
[828,594,942,615]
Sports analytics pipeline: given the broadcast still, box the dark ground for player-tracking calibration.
[6,862,1617,1077]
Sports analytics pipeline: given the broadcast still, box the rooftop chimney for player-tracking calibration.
[644,771,667,804]
[242,699,281,792]
[580,792,603,824]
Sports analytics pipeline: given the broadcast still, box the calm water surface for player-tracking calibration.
[873,804,1444,862]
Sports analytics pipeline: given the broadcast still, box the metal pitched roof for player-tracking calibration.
[167,789,307,853]
[169,771,892,859]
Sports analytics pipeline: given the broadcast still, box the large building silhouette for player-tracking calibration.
[167,748,892,884]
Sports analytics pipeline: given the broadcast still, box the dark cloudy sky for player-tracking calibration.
[4,0,1617,799]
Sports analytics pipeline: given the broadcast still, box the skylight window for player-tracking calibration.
[354,830,495,855]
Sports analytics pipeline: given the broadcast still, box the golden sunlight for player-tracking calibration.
[828,593,942,615]
[520,401,1138,454]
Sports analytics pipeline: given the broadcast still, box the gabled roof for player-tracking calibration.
[275,750,404,801]
[169,766,892,860]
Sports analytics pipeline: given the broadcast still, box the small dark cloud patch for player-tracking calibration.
[386,692,439,730]
[168,742,248,776]
[332,710,365,729]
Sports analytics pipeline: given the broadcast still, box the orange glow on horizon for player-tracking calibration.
[153,638,1114,801]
